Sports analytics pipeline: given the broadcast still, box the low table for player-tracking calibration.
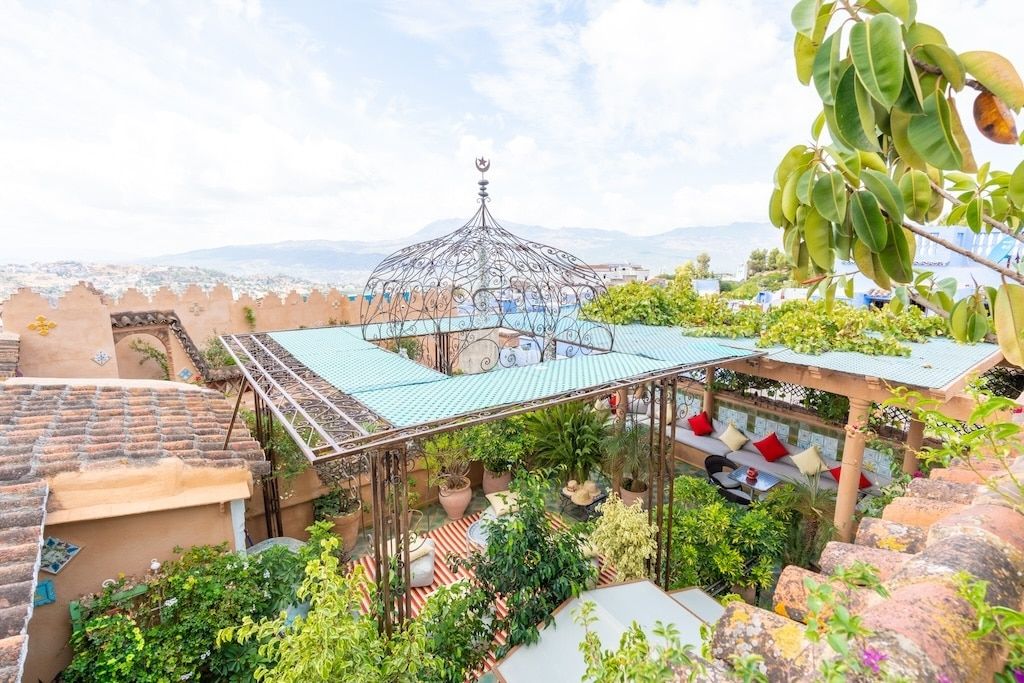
[727,469,781,500]
[558,487,608,521]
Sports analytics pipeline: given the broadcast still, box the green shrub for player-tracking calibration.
[526,403,610,483]
[449,471,595,656]
[65,543,304,683]
[459,415,536,474]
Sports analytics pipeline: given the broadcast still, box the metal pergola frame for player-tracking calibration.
[221,323,761,634]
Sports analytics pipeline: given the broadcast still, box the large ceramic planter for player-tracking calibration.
[619,483,648,509]
[332,508,361,553]
[482,469,512,494]
[439,479,473,520]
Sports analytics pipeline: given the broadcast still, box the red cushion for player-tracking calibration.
[828,467,872,489]
[753,433,789,462]
[688,411,713,436]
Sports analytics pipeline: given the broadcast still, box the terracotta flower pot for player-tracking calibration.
[332,508,361,553]
[482,469,512,494]
[619,483,648,509]
[439,479,473,520]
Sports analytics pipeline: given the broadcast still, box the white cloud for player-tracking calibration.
[1,0,1021,262]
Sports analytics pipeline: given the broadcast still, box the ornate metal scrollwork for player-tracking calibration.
[359,159,614,374]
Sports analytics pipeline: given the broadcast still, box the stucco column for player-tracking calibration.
[703,366,716,416]
[835,397,871,542]
[903,418,924,475]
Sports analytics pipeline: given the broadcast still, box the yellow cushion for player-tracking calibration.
[485,491,520,517]
[718,423,748,451]
[791,445,826,476]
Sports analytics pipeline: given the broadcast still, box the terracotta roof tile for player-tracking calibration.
[0,482,46,683]
[0,382,269,488]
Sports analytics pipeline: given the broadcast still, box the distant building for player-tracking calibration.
[590,263,650,286]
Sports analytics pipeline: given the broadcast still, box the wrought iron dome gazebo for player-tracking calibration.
[359,158,614,374]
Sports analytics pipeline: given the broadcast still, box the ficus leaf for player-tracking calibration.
[946,94,978,173]
[1009,161,1024,207]
[813,33,843,105]
[864,0,915,23]
[794,33,817,86]
[812,171,848,223]
[905,23,947,50]
[960,51,1024,112]
[973,91,1019,144]
[769,188,787,228]
[878,222,914,283]
[899,169,932,221]
[835,65,880,151]
[994,283,1024,366]
[920,44,965,91]
[849,14,905,108]
[803,207,835,271]
[894,51,924,114]
[775,145,814,188]
[791,0,821,38]
[850,190,889,252]
[853,239,892,290]
[907,92,963,170]
[890,109,929,170]
[782,171,801,223]
[861,168,905,221]
[965,197,983,232]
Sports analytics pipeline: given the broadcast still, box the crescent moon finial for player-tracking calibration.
[475,157,490,173]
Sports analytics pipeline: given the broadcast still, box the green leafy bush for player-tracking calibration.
[449,471,595,655]
[667,477,786,591]
[65,543,304,683]
[417,582,495,683]
[219,536,439,682]
[590,493,657,581]
[459,415,536,474]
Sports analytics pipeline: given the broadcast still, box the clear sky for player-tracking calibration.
[2,0,1021,261]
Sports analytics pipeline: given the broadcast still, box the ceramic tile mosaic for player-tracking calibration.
[863,447,895,475]
[91,350,111,366]
[34,580,56,606]
[717,407,750,431]
[40,536,81,574]
[753,417,791,441]
[177,368,193,380]
[797,428,840,459]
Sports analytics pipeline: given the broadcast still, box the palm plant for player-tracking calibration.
[525,403,610,483]
[602,423,650,493]
[423,433,470,491]
[761,477,837,570]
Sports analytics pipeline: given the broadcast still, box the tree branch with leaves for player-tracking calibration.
[777,0,1024,362]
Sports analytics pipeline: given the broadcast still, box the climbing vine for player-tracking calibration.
[581,277,945,356]
[129,339,170,380]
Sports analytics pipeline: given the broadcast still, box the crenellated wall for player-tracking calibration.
[0,282,360,380]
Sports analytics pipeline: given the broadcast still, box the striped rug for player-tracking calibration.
[352,511,618,672]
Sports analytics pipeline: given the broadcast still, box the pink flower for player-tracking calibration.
[860,647,887,674]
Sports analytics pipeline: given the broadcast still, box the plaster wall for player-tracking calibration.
[1,284,119,378]
[1,282,358,381]
[24,504,236,683]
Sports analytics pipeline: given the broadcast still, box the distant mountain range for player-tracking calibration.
[147,220,780,283]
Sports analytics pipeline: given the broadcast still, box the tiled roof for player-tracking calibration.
[0,379,267,683]
[0,381,269,484]
[0,481,46,683]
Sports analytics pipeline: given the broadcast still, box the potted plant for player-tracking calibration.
[312,484,363,552]
[589,492,658,582]
[603,423,650,508]
[424,433,472,520]
[460,416,535,494]
[525,402,609,483]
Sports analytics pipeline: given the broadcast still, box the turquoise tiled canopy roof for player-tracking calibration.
[264,315,999,430]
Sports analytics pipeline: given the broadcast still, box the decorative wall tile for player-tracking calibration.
[27,315,57,336]
[178,368,193,381]
[34,579,56,606]
[40,537,81,574]
[92,350,111,366]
